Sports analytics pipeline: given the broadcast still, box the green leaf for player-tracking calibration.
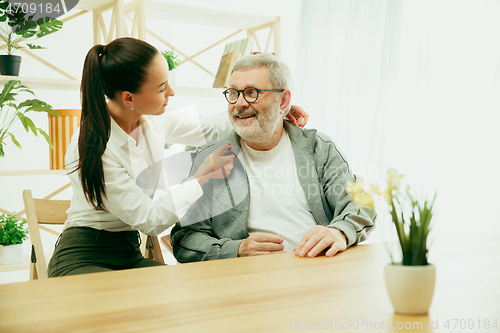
[21,29,36,39]
[7,132,21,149]
[37,128,53,149]
[18,114,37,135]
[17,98,50,109]
[0,80,20,105]
[25,105,56,113]
[36,18,63,38]
[17,89,36,96]
[26,43,45,50]
[1,92,18,103]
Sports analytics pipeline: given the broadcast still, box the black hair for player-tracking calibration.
[77,37,158,210]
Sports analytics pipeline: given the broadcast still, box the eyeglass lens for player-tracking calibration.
[226,88,259,103]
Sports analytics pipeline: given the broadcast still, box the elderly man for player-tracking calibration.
[170,53,375,262]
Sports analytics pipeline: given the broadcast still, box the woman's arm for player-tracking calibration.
[161,104,309,147]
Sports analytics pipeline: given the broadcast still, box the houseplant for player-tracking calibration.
[0,79,58,157]
[0,2,63,75]
[162,48,181,85]
[162,48,181,71]
[347,169,437,314]
[0,213,29,264]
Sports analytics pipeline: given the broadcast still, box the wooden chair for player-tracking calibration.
[140,234,164,263]
[22,189,70,280]
[23,189,164,280]
[160,234,173,253]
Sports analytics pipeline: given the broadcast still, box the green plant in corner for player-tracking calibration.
[0,80,59,157]
[0,213,28,246]
[346,169,437,266]
[0,1,63,55]
[162,48,181,70]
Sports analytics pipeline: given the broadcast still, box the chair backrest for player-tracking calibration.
[22,189,70,280]
[160,234,173,253]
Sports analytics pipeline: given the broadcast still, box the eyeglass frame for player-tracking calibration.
[222,87,285,104]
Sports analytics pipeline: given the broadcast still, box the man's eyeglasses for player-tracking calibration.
[222,87,284,104]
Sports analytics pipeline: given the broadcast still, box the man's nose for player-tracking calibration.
[235,92,250,108]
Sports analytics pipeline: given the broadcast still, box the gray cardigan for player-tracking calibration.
[171,120,376,263]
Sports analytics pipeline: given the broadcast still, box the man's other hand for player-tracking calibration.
[294,226,347,258]
[238,234,284,257]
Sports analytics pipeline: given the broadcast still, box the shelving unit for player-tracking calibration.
[0,0,281,92]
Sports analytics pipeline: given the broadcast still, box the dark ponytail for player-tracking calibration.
[77,37,158,210]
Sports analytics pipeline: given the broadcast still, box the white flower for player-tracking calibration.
[387,169,404,190]
[346,180,364,195]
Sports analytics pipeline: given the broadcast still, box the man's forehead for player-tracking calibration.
[230,67,270,87]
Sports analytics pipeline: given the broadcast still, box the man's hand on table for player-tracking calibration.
[294,226,347,258]
[238,234,284,257]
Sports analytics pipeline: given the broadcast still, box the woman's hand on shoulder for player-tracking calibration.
[193,143,235,186]
[286,105,309,127]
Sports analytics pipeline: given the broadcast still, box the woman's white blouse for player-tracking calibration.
[64,107,231,236]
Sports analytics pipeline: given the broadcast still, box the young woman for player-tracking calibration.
[48,37,307,277]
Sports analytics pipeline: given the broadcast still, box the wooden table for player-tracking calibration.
[0,233,498,332]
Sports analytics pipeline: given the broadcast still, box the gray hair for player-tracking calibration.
[231,53,294,92]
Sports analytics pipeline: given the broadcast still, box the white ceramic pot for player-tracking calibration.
[0,243,23,265]
[169,70,176,86]
[384,263,436,315]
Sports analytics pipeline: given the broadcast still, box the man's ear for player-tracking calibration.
[279,90,292,114]
[120,91,134,109]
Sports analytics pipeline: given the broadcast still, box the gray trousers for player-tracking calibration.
[48,227,165,277]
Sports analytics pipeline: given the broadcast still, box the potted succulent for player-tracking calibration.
[347,169,437,315]
[162,48,181,86]
[0,213,29,264]
[0,79,58,157]
[0,2,63,75]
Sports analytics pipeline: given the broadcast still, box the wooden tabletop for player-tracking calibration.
[0,233,498,332]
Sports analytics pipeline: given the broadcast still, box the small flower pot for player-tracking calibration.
[384,263,436,315]
[0,55,22,76]
[169,69,176,86]
[0,243,23,265]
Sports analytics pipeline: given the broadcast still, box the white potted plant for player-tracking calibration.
[347,169,437,315]
[0,213,29,265]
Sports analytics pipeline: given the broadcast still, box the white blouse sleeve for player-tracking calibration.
[161,106,232,146]
[101,151,203,236]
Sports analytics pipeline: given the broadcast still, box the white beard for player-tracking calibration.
[230,102,282,144]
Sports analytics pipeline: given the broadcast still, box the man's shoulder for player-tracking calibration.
[286,122,349,167]
[314,130,334,145]
[286,121,336,150]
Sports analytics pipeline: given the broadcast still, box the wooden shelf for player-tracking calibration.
[0,76,80,91]
[0,170,68,176]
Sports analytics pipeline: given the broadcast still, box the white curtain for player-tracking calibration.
[294,0,500,242]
